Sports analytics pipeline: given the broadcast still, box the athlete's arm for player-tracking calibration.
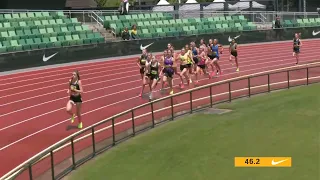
[67,80,71,94]
[219,44,224,53]
[137,58,141,68]
[299,40,302,47]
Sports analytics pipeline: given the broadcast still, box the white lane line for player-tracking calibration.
[0,42,317,86]
[0,60,318,135]
[17,75,320,165]
[0,48,318,99]
[1,52,319,120]
[2,39,320,180]
[0,46,302,88]
[0,96,138,151]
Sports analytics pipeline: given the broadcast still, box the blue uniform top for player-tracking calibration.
[192,48,198,56]
[211,44,219,57]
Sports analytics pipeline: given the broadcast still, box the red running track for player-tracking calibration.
[0,40,320,178]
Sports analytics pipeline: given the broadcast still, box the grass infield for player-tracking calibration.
[69,84,320,180]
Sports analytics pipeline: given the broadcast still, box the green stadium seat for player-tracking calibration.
[71,18,81,25]
[34,38,45,48]
[42,37,52,48]
[72,34,83,45]
[10,40,23,51]
[238,15,247,23]
[19,21,27,27]
[0,42,7,53]
[49,36,61,47]
[94,32,104,43]
[2,41,13,52]
[27,12,35,18]
[284,20,293,27]
[86,33,96,43]
[308,18,316,26]
[222,24,231,32]
[181,19,189,25]
[19,13,28,20]
[4,14,12,20]
[18,39,31,50]
[1,31,9,40]
[26,38,38,49]
[16,29,24,37]
[42,12,50,18]
[65,35,75,45]
[304,19,312,26]
[155,28,165,37]
[79,34,90,44]
[12,14,20,19]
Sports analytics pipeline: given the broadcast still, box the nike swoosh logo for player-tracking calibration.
[140,42,154,50]
[43,52,58,62]
[234,35,241,39]
[312,30,320,36]
[271,159,288,165]
[228,35,241,42]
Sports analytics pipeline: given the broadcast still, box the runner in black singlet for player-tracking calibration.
[229,39,239,72]
[293,33,302,64]
[137,49,148,79]
[146,54,161,100]
[66,70,84,129]
[139,52,152,97]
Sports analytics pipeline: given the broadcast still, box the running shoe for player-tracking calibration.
[180,83,184,89]
[71,114,75,123]
[78,122,83,129]
[236,68,239,72]
[149,93,153,100]
[169,90,174,95]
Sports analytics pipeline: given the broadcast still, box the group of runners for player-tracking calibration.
[137,38,240,100]
[65,33,302,129]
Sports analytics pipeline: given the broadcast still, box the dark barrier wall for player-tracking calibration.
[0,27,319,72]
[0,0,66,9]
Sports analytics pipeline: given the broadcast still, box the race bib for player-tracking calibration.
[70,85,76,90]
[151,70,157,74]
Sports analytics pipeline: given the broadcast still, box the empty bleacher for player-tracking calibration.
[273,18,320,28]
[102,13,259,38]
[0,11,105,53]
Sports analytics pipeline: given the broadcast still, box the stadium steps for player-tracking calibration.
[84,22,116,41]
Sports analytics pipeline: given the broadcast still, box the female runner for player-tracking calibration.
[162,51,175,95]
[179,48,193,88]
[206,39,216,74]
[190,42,199,73]
[293,33,302,64]
[66,70,84,129]
[168,47,184,87]
[229,38,239,72]
[208,39,223,78]
[147,53,161,100]
[137,49,148,79]
[158,50,167,82]
[194,46,208,85]
[199,39,206,47]
[185,44,195,75]
[139,52,152,97]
